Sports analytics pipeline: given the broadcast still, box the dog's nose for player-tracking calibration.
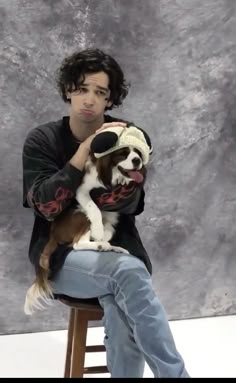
[132,157,141,167]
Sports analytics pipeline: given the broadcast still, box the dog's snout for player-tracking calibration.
[132,157,141,167]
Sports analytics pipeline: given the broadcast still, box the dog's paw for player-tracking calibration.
[94,242,129,254]
[110,246,129,254]
[90,222,104,241]
[73,241,106,252]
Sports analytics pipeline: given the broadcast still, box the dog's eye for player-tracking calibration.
[114,154,127,162]
[134,149,143,159]
[114,148,130,161]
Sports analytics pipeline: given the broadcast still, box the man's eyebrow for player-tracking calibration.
[96,85,109,92]
[81,83,109,92]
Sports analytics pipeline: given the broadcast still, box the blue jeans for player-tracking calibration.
[51,249,189,378]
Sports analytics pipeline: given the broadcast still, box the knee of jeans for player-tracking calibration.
[114,255,149,282]
[109,256,151,298]
[119,254,147,272]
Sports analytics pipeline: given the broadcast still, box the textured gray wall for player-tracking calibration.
[1,0,236,335]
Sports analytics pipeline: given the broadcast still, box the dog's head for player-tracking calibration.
[90,125,152,187]
[91,147,146,187]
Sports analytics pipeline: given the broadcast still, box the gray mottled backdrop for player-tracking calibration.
[1,0,236,335]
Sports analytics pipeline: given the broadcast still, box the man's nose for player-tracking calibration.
[83,92,95,106]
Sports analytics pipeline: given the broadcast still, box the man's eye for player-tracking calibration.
[74,88,86,94]
[97,91,106,96]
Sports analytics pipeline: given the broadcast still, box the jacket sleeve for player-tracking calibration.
[22,128,84,221]
[90,183,146,216]
[132,186,145,216]
[117,185,146,216]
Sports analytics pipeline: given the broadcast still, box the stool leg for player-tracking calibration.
[64,308,76,377]
[71,310,88,378]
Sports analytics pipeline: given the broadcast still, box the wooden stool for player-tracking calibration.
[59,295,109,378]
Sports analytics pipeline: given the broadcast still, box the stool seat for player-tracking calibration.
[58,294,102,311]
[57,294,109,378]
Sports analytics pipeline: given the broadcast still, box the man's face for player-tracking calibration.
[67,71,112,122]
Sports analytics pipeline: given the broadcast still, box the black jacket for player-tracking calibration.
[22,115,152,277]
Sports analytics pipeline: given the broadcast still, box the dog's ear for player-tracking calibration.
[96,156,112,187]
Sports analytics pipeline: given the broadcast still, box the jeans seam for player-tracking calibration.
[63,264,114,281]
[62,265,137,312]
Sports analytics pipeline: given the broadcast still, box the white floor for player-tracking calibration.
[0,314,236,378]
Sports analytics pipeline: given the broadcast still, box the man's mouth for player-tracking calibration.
[80,109,95,115]
[118,166,144,184]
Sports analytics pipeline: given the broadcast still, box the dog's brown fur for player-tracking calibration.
[35,208,90,298]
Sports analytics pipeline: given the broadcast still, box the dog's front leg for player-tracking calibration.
[77,193,104,241]
[88,201,104,241]
[102,211,119,242]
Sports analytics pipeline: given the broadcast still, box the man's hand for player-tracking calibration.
[70,122,126,171]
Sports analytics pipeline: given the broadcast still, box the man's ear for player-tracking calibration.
[106,99,112,108]
[66,91,71,100]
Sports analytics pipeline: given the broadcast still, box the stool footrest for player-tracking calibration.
[84,366,109,374]
[61,298,109,377]
[86,345,106,352]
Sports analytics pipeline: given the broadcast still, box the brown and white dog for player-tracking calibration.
[24,146,147,315]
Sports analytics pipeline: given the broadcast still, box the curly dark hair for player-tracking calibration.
[55,48,130,110]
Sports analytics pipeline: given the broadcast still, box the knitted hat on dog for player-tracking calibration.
[91,125,152,165]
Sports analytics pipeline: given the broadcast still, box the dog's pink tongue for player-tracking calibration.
[127,170,144,183]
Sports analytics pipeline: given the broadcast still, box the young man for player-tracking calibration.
[22,48,189,378]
